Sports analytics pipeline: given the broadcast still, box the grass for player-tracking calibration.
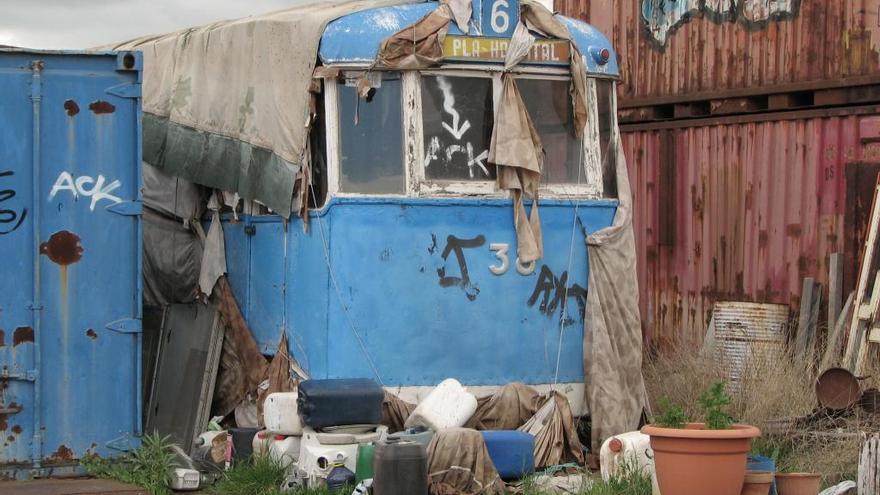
[512,460,652,495]
[643,341,863,487]
[81,432,175,495]
[209,455,351,495]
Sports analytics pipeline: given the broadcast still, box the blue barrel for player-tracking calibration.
[480,431,535,481]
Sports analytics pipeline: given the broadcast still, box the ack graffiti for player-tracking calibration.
[48,171,123,211]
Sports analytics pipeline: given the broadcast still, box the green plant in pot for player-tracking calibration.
[641,381,761,495]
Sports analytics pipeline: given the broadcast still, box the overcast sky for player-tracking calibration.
[0,0,308,49]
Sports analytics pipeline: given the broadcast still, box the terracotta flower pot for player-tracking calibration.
[741,471,774,495]
[774,473,821,495]
[641,422,761,495]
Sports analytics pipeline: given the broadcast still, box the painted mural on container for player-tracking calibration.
[641,0,800,45]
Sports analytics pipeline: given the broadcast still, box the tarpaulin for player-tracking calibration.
[143,208,202,306]
[519,392,585,468]
[583,129,648,451]
[382,391,417,433]
[111,0,411,217]
[427,427,504,495]
[466,382,541,430]
[256,333,294,426]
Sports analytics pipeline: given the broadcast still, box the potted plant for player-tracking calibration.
[641,381,761,495]
[774,469,821,495]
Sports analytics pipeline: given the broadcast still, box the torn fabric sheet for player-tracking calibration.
[111,0,410,217]
[584,128,648,451]
[427,427,504,495]
[199,211,227,298]
[467,382,541,430]
[383,391,417,433]
[143,207,202,306]
[490,76,544,262]
[377,3,453,69]
[256,334,295,426]
[519,392,585,468]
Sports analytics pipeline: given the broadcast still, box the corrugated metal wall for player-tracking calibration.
[561,0,880,101]
[626,112,880,345]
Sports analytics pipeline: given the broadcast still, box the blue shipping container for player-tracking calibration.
[0,49,142,478]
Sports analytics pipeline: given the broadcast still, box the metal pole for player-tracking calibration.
[29,59,44,470]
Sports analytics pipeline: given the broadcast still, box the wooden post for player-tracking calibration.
[795,278,821,361]
[829,252,843,332]
[860,434,880,494]
[821,292,854,370]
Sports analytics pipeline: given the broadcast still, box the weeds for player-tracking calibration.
[81,432,175,495]
[584,459,653,495]
[209,455,288,495]
[653,397,688,428]
[699,380,734,430]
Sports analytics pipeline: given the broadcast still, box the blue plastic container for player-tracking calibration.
[480,431,535,481]
[297,378,384,428]
[747,455,777,495]
[0,48,143,479]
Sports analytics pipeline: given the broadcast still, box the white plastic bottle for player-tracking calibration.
[252,430,275,457]
[269,434,302,469]
[264,392,303,435]
[599,431,660,495]
[405,378,478,430]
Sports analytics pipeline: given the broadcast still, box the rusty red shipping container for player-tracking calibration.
[559,0,880,102]
[624,110,880,346]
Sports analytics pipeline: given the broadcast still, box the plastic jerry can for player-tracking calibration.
[386,426,434,447]
[480,431,535,481]
[599,431,660,495]
[269,435,302,469]
[405,378,477,431]
[264,392,304,435]
[373,439,428,495]
[252,430,274,457]
[355,443,375,483]
[326,462,356,489]
[297,379,384,428]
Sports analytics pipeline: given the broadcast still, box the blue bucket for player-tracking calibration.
[747,455,777,495]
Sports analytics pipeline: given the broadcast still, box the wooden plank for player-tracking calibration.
[795,278,820,361]
[860,434,880,495]
[843,175,880,373]
[657,129,676,247]
[821,291,854,370]
[829,252,844,332]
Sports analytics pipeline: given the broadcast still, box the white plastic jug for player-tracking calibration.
[252,430,275,457]
[405,378,478,430]
[269,434,302,469]
[599,431,660,495]
[298,425,387,480]
[264,392,303,435]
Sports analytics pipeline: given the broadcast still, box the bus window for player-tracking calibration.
[420,75,495,182]
[596,79,618,199]
[338,72,405,194]
[518,78,581,184]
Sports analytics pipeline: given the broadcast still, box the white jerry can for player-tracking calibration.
[599,431,661,495]
[405,378,478,430]
[264,392,304,435]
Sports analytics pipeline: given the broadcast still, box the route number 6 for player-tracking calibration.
[490,0,510,34]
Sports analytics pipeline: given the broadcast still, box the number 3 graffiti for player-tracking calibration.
[0,171,27,235]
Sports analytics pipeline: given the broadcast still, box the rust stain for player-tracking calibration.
[0,416,6,431]
[88,100,116,115]
[11,425,22,434]
[786,224,803,238]
[52,444,74,461]
[63,99,80,116]
[6,435,13,443]
[85,328,97,340]
[12,326,33,346]
[40,230,83,265]
[0,328,4,347]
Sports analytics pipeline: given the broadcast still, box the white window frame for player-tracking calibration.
[319,65,611,200]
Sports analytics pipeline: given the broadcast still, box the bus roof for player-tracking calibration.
[318,1,619,77]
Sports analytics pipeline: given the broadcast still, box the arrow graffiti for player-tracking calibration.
[437,76,472,140]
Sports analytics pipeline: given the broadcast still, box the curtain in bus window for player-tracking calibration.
[421,76,496,182]
[338,75,405,194]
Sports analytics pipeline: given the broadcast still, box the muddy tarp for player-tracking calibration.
[466,383,541,430]
[427,427,505,495]
[383,391,417,433]
[111,0,410,217]
[583,129,647,451]
[519,392,584,468]
[256,334,294,426]
[212,276,269,417]
[143,208,202,306]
